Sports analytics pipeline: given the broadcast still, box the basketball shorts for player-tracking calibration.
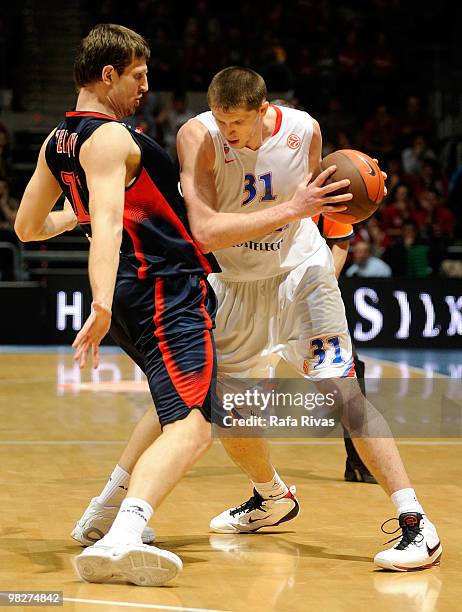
[110,273,217,427]
[208,244,355,380]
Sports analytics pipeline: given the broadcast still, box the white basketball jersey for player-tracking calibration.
[195,106,325,281]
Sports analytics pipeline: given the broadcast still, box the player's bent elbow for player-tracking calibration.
[196,239,214,254]
[14,220,35,242]
[191,227,215,254]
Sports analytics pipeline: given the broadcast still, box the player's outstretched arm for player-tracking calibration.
[72,122,130,369]
[178,120,352,253]
[15,133,78,241]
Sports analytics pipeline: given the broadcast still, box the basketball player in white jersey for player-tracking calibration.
[177,67,441,571]
[74,67,441,572]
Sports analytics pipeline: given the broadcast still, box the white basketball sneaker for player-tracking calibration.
[210,486,299,533]
[71,497,155,546]
[374,512,442,571]
[74,541,182,586]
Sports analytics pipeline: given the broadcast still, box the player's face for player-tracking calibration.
[108,57,149,117]
[212,105,267,148]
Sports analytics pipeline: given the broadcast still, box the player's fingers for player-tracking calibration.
[320,178,350,194]
[304,172,313,185]
[79,344,89,369]
[383,186,388,197]
[320,204,348,213]
[72,317,93,348]
[73,339,86,361]
[324,192,353,204]
[313,165,336,185]
[74,339,88,366]
[92,343,100,370]
[72,330,85,349]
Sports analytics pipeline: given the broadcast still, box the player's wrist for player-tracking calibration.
[283,200,302,223]
[91,301,112,315]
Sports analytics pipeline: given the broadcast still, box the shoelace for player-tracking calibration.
[380,517,424,549]
[230,490,265,517]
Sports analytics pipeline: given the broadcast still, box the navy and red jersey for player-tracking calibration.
[45,111,219,279]
[312,214,354,242]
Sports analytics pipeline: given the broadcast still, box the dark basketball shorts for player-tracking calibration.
[110,273,217,427]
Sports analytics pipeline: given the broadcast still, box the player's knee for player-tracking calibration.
[196,420,213,454]
[188,410,212,454]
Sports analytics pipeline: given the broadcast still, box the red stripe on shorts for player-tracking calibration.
[153,277,213,409]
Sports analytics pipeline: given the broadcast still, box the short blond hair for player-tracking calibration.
[207,67,267,111]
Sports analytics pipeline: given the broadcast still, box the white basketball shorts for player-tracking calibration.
[208,243,355,379]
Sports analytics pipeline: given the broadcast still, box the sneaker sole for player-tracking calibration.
[375,546,443,572]
[211,499,300,534]
[74,547,181,586]
[71,527,155,547]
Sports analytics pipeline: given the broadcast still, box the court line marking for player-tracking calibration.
[270,440,462,445]
[0,440,127,445]
[0,440,461,446]
[63,598,231,612]
[0,346,123,354]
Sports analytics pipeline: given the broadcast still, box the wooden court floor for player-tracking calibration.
[0,350,461,611]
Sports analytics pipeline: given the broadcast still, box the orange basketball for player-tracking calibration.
[320,149,385,223]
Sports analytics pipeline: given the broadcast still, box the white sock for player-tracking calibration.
[253,471,289,500]
[96,465,129,507]
[100,497,153,546]
[391,488,424,516]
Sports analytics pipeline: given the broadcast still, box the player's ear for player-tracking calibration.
[101,65,115,85]
[259,101,270,116]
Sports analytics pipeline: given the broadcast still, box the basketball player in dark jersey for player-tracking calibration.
[312,213,376,483]
[14,24,221,587]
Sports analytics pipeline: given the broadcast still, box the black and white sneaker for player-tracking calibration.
[374,512,442,571]
[209,486,299,533]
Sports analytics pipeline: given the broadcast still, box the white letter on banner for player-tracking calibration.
[354,287,383,341]
[394,291,411,339]
[420,293,440,337]
[57,291,82,331]
[446,296,462,336]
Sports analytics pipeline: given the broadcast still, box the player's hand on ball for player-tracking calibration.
[72,302,112,369]
[291,165,352,219]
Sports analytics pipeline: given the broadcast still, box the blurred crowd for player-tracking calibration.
[90,0,459,278]
[338,98,459,278]
[0,122,19,280]
[0,0,460,280]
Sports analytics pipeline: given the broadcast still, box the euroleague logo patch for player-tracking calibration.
[287,133,301,149]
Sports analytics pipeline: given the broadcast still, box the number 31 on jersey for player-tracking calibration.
[242,172,276,206]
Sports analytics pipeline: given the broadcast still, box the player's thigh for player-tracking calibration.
[280,254,354,379]
[115,275,217,426]
[208,274,273,375]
